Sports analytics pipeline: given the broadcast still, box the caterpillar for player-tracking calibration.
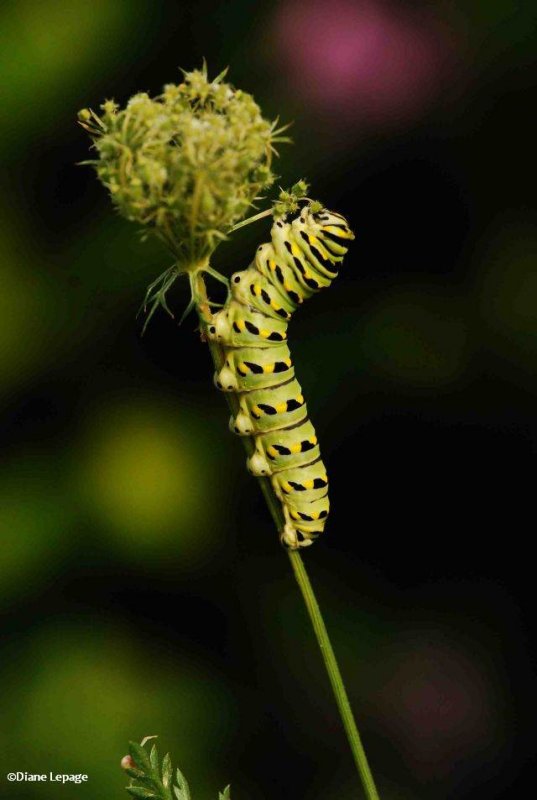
[204,198,354,549]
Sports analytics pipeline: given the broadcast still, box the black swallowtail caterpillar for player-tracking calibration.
[203,199,354,549]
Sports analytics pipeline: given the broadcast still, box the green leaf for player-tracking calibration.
[124,767,146,780]
[219,785,231,800]
[175,767,191,800]
[129,774,156,790]
[162,754,172,788]
[128,741,152,773]
[126,788,159,800]
[150,744,160,775]
[141,735,159,748]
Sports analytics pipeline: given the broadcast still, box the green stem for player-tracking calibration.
[288,551,380,800]
[194,271,380,799]
[229,207,274,232]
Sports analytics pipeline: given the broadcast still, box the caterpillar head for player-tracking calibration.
[215,365,238,392]
[247,451,272,477]
[229,412,253,436]
[284,202,353,238]
[313,208,354,238]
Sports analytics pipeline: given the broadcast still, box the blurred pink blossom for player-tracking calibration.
[272,0,460,127]
[375,634,504,778]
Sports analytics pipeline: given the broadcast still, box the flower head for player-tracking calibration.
[79,65,287,267]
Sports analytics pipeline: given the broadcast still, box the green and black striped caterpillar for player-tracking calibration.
[204,198,354,549]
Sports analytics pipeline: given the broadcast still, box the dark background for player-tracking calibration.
[1,1,536,798]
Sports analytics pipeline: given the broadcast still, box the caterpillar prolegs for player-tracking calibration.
[204,200,354,549]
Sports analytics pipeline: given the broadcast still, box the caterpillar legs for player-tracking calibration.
[280,506,315,550]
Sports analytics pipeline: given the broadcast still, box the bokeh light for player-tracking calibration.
[1,0,136,147]
[375,631,505,780]
[272,0,461,129]
[77,397,229,567]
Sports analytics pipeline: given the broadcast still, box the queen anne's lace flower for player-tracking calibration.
[79,66,286,268]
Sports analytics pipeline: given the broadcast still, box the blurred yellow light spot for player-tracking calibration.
[0,0,134,138]
[80,401,222,562]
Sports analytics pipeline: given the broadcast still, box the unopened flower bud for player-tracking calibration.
[120,755,136,770]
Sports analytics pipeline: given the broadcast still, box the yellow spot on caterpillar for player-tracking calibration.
[252,405,262,416]
[260,329,270,338]
[291,242,300,256]
[303,479,314,490]
[264,363,275,374]
[311,511,320,520]
[269,259,276,270]
[319,242,330,256]
[290,443,301,454]
[238,364,248,375]
[270,300,279,309]
[310,436,318,445]
[254,284,262,296]
[237,319,245,331]
[325,225,353,239]
[282,481,292,493]
[297,394,304,404]
[308,235,318,245]
[285,358,292,367]
[276,402,287,413]
[290,510,300,520]
[267,446,278,458]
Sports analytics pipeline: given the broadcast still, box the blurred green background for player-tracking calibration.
[1,1,536,798]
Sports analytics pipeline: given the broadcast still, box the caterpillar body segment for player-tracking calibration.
[255,247,307,308]
[230,267,294,320]
[272,224,335,293]
[286,494,330,530]
[230,378,306,435]
[205,200,354,549]
[215,345,294,393]
[247,419,320,476]
[273,460,329,498]
[207,301,288,346]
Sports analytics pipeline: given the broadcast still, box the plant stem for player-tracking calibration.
[288,551,380,800]
[194,271,380,799]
